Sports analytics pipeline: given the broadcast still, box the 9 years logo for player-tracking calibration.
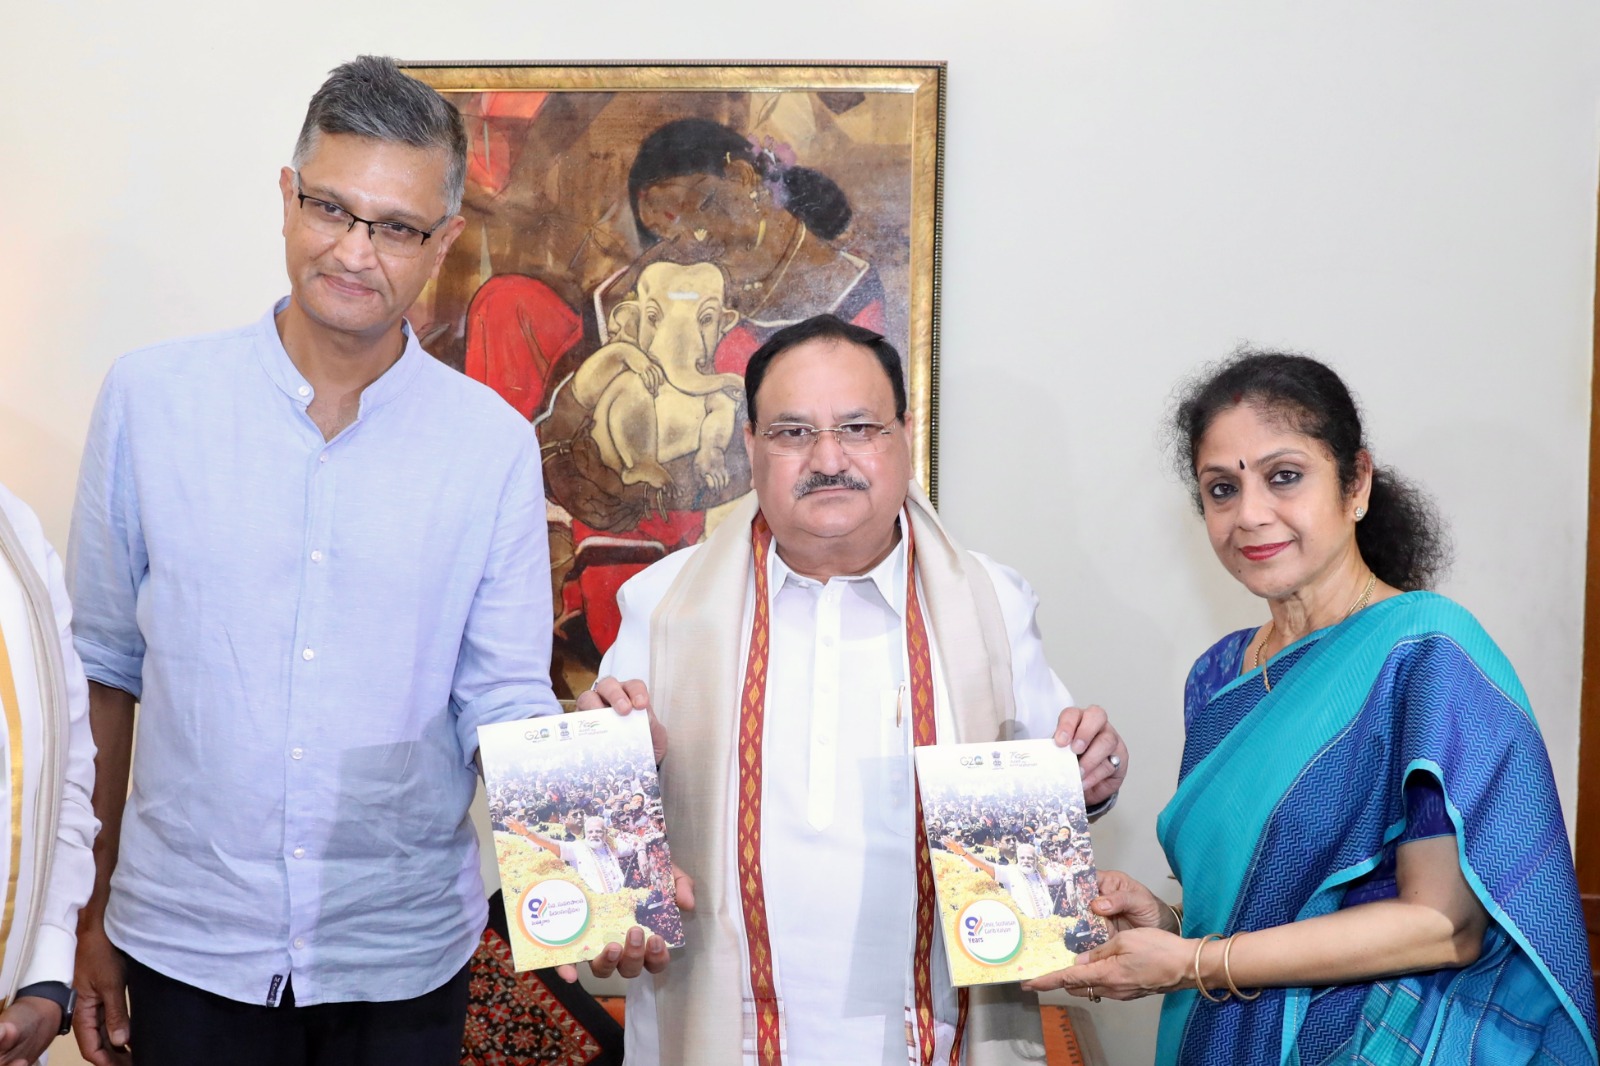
[517,879,590,947]
[956,899,1023,966]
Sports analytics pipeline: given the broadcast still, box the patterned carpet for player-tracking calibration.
[461,893,625,1066]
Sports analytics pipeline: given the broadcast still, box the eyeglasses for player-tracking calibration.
[759,421,895,455]
[294,177,448,259]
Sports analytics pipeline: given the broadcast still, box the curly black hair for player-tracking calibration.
[1169,349,1451,591]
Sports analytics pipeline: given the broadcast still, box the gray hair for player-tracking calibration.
[292,55,467,215]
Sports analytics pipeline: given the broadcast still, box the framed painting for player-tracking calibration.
[401,61,946,697]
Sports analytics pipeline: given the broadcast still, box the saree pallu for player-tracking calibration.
[1156,592,1597,1066]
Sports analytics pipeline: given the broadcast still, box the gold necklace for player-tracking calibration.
[737,219,789,291]
[1254,571,1378,693]
[742,223,806,317]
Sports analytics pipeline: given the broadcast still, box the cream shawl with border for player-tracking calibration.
[650,485,1047,1065]
[0,504,67,1000]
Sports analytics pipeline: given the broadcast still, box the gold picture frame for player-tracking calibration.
[401,60,945,696]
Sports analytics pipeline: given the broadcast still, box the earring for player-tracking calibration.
[1354,507,1366,521]
[749,190,758,200]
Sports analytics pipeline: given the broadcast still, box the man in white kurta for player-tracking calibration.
[580,315,1129,1066]
[0,484,98,1062]
[995,847,1065,921]
[560,818,636,894]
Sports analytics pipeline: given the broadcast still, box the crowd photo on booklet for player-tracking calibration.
[487,723,684,952]
[930,784,1104,934]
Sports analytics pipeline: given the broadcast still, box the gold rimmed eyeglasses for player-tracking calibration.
[759,421,895,455]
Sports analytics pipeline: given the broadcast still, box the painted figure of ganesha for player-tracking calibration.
[570,260,745,494]
[539,258,749,536]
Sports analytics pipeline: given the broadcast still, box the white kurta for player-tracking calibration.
[0,484,97,988]
[602,532,1073,1066]
[995,865,1061,921]
[560,839,633,894]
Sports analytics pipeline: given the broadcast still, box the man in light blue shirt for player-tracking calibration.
[66,56,560,1066]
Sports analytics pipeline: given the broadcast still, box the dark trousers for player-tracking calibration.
[124,953,470,1066]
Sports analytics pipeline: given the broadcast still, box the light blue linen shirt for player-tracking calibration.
[68,300,560,1006]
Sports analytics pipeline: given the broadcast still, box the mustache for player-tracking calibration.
[794,472,870,498]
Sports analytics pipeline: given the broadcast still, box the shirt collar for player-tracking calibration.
[765,511,910,616]
[254,297,426,414]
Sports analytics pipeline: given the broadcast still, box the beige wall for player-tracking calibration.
[9,3,1599,1063]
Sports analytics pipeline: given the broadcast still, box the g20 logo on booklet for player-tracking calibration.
[956,899,1023,966]
[517,879,590,947]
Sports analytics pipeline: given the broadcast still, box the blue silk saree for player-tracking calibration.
[1155,592,1597,1066]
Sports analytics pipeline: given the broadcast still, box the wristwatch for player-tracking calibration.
[13,981,75,1035]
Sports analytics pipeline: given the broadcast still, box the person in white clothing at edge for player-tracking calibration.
[0,484,97,1066]
[576,313,1129,1066]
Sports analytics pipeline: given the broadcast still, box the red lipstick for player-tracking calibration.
[1239,542,1289,561]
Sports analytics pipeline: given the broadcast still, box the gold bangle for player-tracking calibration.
[1221,932,1262,1002]
[1166,901,1184,936]
[1192,934,1231,1003]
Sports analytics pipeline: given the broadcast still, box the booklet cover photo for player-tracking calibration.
[480,709,684,971]
[915,738,1111,986]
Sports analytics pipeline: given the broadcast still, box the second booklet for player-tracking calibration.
[915,738,1111,986]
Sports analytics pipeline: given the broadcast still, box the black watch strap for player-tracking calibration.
[14,980,75,1035]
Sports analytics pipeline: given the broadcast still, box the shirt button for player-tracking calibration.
[310,550,323,563]
[301,647,315,661]
[292,847,306,859]
[297,385,311,398]
[319,453,329,463]
[293,937,306,950]
[291,747,304,760]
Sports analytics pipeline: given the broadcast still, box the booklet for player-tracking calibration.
[479,709,684,971]
[914,738,1112,986]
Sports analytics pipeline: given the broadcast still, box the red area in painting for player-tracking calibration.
[466,92,549,195]
[464,275,582,419]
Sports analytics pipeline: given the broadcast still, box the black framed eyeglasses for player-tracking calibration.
[294,177,448,259]
[759,421,895,455]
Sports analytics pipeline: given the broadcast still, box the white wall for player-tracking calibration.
[5,3,1597,1064]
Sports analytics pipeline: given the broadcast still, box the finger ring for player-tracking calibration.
[1109,754,1122,770]
[1087,985,1102,1003]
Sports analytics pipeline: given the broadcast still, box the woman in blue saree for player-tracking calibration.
[1026,352,1597,1065]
